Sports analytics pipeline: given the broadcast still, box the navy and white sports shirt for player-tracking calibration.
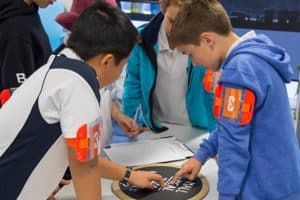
[0,48,102,199]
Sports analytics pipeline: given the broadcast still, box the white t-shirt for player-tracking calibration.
[39,48,101,139]
[153,24,190,125]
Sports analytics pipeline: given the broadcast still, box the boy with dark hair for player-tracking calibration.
[0,2,164,199]
[171,0,300,199]
[0,0,53,104]
[55,0,139,138]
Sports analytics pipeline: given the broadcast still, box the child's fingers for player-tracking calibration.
[150,174,165,188]
[130,123,139,133]
[172,168,186,184]
[145,182,155,189]
[138,126,149,133]
[186,170,197,181]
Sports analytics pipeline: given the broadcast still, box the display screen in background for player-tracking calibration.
[220,0,300,32]
[121,0,300,32]
[120,1,160,15]
[120,0,300,80]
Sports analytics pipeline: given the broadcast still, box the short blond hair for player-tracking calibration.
[160,0,186,13]
[170,0,232,46]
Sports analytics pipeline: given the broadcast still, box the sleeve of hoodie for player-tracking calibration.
[122,44,143,118]
[194,125,219,163]
[0,32,36,91]
[195,56,265,200]
[203,69,219,132]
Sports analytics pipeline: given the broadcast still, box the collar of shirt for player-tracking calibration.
[158,25,183,57]
[59,48,83,61]
[158,23,172,52]
[226,30,257,59]
[58,48,101,86]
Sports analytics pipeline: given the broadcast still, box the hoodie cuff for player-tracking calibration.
[193,149,209,165]
[219,193,236,200]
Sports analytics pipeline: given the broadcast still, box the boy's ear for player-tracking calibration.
[100,54,114,68]
[200,32,215,47]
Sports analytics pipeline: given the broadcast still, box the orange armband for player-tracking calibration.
[203,69,221,93]
[66,120,101,162]
[213,85,255,125]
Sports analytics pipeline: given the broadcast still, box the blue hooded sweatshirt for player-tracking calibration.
[194,34,300,200]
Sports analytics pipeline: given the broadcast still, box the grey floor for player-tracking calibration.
[56,179,118,200]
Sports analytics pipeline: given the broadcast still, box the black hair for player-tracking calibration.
[67,1,137,64]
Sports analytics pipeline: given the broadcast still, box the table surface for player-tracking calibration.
[57,124,219,199]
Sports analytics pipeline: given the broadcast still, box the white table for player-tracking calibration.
[57,124,219,199]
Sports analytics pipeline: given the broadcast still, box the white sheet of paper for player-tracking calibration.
[104,136,193,166]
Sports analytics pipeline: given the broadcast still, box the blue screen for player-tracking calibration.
[220,0,300,32]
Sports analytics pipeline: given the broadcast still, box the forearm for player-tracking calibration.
[194,127,219,164]
[67,148,101,200]
[122,47,142,118]
[98,156,126,181]
[217,122,250,196]
[111,101,122,121]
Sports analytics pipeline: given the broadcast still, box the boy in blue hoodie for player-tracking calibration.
[170,0,300,199]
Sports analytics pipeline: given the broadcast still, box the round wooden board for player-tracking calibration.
[111,163,209,200]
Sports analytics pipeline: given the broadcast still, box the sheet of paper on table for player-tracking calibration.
[104,136,193,166]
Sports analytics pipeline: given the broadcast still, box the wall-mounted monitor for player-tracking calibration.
[220,0,300,32]
[119,0,300,80]
[119,0,160,21]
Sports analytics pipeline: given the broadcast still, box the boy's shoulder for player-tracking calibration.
[220,54,263,89]
[224,53,262,75]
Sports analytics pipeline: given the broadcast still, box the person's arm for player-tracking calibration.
[111,101,141,137]
[172,128,219,183]
[122,44,143,119]
[194,127,219,164]
[217,120,251,199]
[0,34,35,91]
[68,145,165,199]
[67,146,101,200]
[67,141,164,199]
[98,156,164,189]
[213,84,254,199]
[202,68,220,132]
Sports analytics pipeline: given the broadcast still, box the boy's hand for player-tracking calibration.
[172,158,202,184]
[116,114,140,137]
[128,170,165,189]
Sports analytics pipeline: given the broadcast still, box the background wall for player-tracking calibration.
[40,1,300,80]
[59,0,72,11]
[235,28,300,80]
[39,2,65,50]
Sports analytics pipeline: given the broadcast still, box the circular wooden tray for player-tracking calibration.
[111,163,209,200]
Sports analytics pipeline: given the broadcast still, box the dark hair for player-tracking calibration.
[67,1,137,64]
[170,0,232,46]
